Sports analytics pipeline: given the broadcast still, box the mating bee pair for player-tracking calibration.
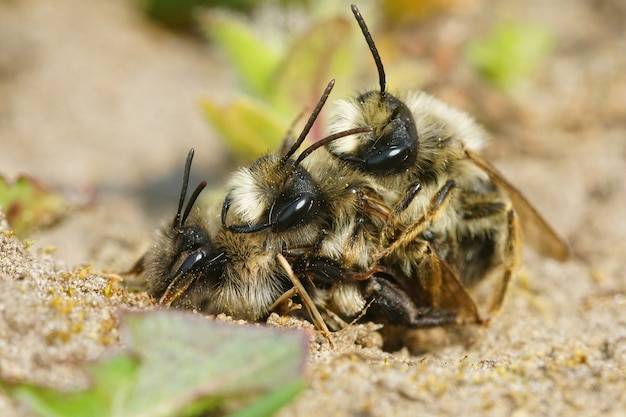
[133,5,569,335]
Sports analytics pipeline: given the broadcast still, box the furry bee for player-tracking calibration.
[214,80,449,328]
[325,4,569,314]
[136,79,475,331]
[218,78,479,329]
[137,81,364,321]
[135,81,378,322]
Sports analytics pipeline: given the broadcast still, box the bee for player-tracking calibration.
[219,79,478,329]
[136,80,363,321]
[137,147,317,321]
[279,146,481,329]
[325,4,570,315]
[135,78,474,333]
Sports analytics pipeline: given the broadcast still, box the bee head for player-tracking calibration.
[221,80,372,234]
[344,90,418,175]
[325,5,418,176]
[146,149,226,305]
[221,155,321,234]
[168,224,225,286]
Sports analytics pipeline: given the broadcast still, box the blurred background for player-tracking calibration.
[0,0,624,280]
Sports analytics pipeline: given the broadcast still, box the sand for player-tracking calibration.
[1,1,624,416]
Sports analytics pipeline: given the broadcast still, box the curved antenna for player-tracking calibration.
[181,180,207,227]
[173,149,195,228]
[281,79,336,163]
[173,148,207,228]
[294,126,373,166]
[350,4,386,96]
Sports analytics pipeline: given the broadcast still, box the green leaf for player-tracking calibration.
[200,15,356,158]
[268,16,353,118]
[0,175,69,237]
[6,355,137,417]
[228,380,306,417]
[200,96,289,159]
[204,12,283,97]
[1,310,308,417]
[465,22,554,89]
[121,311,307,416]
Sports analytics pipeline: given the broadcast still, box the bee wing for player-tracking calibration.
[436,257,482,324]
[465,150,570,261]
[385,250,482,325]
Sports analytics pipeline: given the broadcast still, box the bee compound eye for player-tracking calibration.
[175,249,225,276]
[177,248,207,275]
[362,96,417,175]
[270,192,316,232]
[365,145,412,173]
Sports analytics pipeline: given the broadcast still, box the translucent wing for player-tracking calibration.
[436,257,482,324]
[465,150,570,261]
[381,243,482,326]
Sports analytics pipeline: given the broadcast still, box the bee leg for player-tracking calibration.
[312,228,329,255]
[489,209,521,314]
[391,182,423,218]
[347,216,365,249]
[375,182,423,246]
[363,276,458,328]
[159,273,197,307]
[359,188,393,219]
[375,180,456,261]
[287,228,344,285]
[267,286,301,315]
[293,255,345,285]
[277,253,335,347]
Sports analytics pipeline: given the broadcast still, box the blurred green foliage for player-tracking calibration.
[140,2,554,158]
[0,175,69,238]
[139,0,309,29]
[1,310,308,417]
[465,23,554,89]
[139,0,256,29]
[200,10,356,159]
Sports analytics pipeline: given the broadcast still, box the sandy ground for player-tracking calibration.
[1,0,625,416]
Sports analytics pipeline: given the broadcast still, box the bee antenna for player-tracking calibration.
[174,149,194,228]
[295,126,373,166]
[350,4,386,96]
[281,79,335,163]
[181,180,207,227]
[173,149,206,228]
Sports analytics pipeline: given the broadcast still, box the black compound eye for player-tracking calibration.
[365,144,411,172]
[268,164,320,232]
[172,225,225,275]
[364,104,417,174]
[331,93,418,176]
[269,192,316,232]
[173,248,226,282]
[177,248,208,275]
[223,163,321,234]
